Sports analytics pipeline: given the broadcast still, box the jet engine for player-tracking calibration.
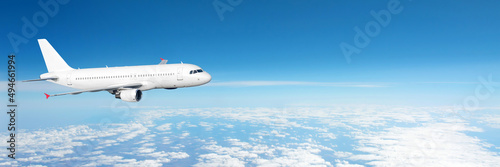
[115,89,142,102]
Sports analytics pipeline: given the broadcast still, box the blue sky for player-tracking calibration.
[2,0,500,110]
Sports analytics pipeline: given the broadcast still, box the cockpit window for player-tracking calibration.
[190,69,204,74]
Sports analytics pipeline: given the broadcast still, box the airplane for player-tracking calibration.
[24,39,212,102]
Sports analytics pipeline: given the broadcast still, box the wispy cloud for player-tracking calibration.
[417,82,480,84]
[416,81,500,86]
[207,81,391,88]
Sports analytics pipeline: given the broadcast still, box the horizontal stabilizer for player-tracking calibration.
[23,77,58,82]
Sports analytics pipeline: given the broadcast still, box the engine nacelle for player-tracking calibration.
[116,89,142,102]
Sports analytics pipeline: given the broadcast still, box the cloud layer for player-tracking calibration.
[1,106,499,166]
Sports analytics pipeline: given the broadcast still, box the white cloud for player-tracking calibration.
[253,146,332,167]
[46,149,74,158]
[137,147,156,154]
[194,153,245,167]
[176,121,185,130]
[197,138,332,167]
[199,121,214,131]
[270,130,289,138]
[225,124,234,128]
[162,137,172,145]
[319,132,336,140]
[167,152,190,159]
[156,123,172,131]
[477,114,500,129]
[334,151,353,158]
[334,159,364,167]
[79,154,163,167]
[114,160,162,167]
[350,123,500,166]
[116,123,148,142]
[180,132,190,139]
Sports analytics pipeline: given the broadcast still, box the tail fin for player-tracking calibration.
[38,39,73,72]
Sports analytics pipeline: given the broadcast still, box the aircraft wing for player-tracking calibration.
[45,83,143,99]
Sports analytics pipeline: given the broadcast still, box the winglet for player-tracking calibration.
[159,58,168,65]
[44,93,50,99]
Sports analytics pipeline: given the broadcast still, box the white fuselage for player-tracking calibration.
[41,63,211,91]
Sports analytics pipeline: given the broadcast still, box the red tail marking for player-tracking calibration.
[160,58,164,61]
[44,93,50,99]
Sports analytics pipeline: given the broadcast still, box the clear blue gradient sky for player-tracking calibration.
[2,0,500,108]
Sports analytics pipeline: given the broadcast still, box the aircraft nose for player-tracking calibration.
[197,72,211,85]
[203,72,212,84]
